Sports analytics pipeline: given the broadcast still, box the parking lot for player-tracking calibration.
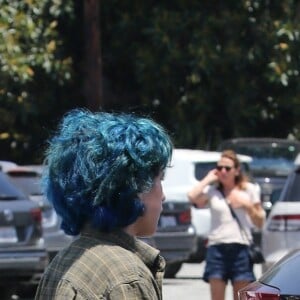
[163,262,262,300]
[7,262,262,299]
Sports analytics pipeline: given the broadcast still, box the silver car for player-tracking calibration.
[6,164,196,279]
[239,248,300,300]
[0,170,47,299]
[5,165,74,261]
[142,200,196,278]
[261,163,300,273]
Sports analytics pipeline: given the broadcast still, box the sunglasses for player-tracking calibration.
[216,165,233,172]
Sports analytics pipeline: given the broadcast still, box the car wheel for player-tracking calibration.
[164,261,182,278]
[187,237,207,263]
[188,251,205,263]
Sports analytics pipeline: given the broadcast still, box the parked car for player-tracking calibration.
[0,170,47,299]
[4,165,74,261]
[0,160,18,172]
[142,200,196,278]
[238,248,300,300]
[5,164,196,279]
[218,137,300,216]
[261,163,300,273]
[162,148,253,263]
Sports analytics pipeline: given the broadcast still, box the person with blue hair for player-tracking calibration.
[35,109,173,300]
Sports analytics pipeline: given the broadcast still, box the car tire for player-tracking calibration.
[187,237,207,263]
[164,261,182,278]
[188,251,205,263]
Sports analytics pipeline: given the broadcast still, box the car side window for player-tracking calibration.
[194,163,216,180]
[282,170,300,202]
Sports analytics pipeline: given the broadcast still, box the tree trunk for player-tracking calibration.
[83,0,103,111]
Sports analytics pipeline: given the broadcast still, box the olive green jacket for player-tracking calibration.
[35,229,165,299]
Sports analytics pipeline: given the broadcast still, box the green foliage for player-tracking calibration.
[0,0,75,163]
[102,1,300,149]
[2,1,300,163]
[0,0,73,82]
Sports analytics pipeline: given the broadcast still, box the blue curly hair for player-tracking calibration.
[42,109,173,235]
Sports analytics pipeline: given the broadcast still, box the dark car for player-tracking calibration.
[146,200,196,278]
[0,170,48,299]
[218,137,300,215]
[238,248,300,300]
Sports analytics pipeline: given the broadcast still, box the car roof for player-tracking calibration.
[163,149,252,193]
[0,160,18,172]
[219,137,300,147]
[172,148,252,163]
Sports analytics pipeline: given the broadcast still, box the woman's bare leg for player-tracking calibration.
[210,278,227,300]
[232,281,250,300]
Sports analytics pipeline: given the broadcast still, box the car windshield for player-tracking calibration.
[0,172,26,199]
[221,141,299,177]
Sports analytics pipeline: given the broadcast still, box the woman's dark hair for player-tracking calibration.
[42,109,173,235]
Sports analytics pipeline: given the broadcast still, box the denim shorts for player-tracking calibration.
[203,243,256,283]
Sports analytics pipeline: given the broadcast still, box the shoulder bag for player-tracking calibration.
[220,189,265,264]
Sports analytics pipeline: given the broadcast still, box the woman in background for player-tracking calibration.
[188,150,265,300]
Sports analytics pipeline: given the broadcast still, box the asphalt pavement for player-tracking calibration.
[8,262,262,300]
[163,262,262,300]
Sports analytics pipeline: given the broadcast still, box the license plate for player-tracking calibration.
[160,216,177,227]
[0,226,17,243]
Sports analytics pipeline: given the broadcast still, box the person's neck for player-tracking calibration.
[123,224,136,236]
[222,183,236,195]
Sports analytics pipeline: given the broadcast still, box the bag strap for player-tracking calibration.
[219,188,250,243]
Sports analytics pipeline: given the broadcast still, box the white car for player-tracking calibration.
[0,160,18,172]
[163,148,253,262]
[261,164,300,273]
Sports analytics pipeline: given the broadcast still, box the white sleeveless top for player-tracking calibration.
[204,182,260,246]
